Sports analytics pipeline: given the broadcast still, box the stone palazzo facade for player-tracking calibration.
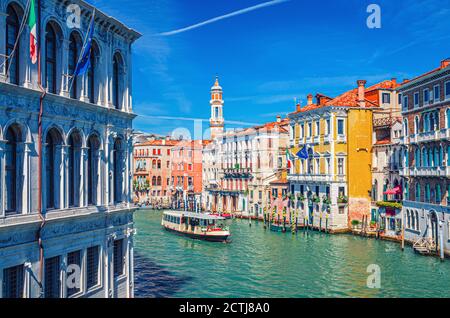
[0,0,140,298]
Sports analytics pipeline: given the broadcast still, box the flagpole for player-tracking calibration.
[68,9,96,94]
[36,0,47,297]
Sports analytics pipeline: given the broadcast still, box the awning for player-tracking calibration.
[384,186,402,195]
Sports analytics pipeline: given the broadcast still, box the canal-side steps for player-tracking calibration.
[413,237,437,256]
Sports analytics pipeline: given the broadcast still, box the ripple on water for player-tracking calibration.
[134,210,450,298]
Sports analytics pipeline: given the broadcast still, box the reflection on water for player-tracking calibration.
[134,210,450,298]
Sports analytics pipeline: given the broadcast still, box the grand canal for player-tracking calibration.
[134,209,450,298]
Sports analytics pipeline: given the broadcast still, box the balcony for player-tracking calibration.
[288,174,334,183]
[416,131,439,143]
[313,135,320,144]
[223,168,253,179]
[323,134,332,144]
[336,134,346,143]
[401,166,447,177]
[403,200,450,214]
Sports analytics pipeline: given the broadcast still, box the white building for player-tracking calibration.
[0,0,140,298]
[202,78,289,217]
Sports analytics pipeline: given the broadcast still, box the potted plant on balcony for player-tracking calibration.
[322,196,332,205]
[337,195,348,204]
[297,194,305,202]
[311,195,320,204]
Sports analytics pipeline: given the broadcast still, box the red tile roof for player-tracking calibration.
[289,79,400,115]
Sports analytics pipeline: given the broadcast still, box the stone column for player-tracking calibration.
[0,12,7,83]
[81,147,89,207]
[54,145,63,209]
[62,145,70,209]
[41,143,47,213]
[0,139,6,217]
[98,149,105,206]
[60,39,70,97]
[105,139,112,206]
[126,230,134,298]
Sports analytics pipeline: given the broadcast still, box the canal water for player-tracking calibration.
[134,209,450,298]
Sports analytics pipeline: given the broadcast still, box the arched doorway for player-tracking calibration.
[429,210,438,248]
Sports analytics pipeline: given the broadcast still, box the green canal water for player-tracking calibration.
[134,209,450,298]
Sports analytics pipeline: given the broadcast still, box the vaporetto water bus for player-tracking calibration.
[162,211,231,242]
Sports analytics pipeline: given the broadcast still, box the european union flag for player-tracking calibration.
[296,146,309,160]
[73,13,95,77]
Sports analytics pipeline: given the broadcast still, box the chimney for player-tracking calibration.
[391,78,397,86]
[296,103,301,112]
[307,94,313,105]
[357,80,367,107]
[276,115,281,123]
[441,58,450,69]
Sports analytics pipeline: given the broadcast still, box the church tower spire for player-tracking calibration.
[209,76,224,139]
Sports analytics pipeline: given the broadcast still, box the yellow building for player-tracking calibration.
[287,80,375,232]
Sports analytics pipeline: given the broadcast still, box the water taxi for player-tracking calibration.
[162,211,231,242]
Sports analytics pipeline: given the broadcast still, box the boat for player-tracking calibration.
[162,210,231,242]
[270,223,287,232]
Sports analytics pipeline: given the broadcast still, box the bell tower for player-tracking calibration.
[209,76,224,139]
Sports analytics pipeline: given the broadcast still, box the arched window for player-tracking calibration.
[152,176,156,186]
[403,119,408,137]
[113,139,124,203]
[68,33,80,99]
[415,211,420,230]
[5,125,21,214]
[411,210,415,229]
[6,4,20,85]
[45,128,63,210]
[157,176,162,186]
[436,184,442,204]
[372,180,378,201]
[415,148,420,168]
[447,108,450,129]
[157,160,161,169]
[87,134,101,205]
[415,182,421,201]
[414,116,419,134]
[407,210,411,229]
[68,131,82,207]
[112,53,123,109]
[425,184,430,203]
[87,42,99,103]
[45,24,57,94]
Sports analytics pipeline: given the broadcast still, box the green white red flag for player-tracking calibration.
[28,0,37,64]
[286,149,293,169]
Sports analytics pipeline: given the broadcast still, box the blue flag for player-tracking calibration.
[73,12,95,77]
[296,146,309,160]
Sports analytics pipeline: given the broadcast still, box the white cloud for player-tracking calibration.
[158,0,290,36]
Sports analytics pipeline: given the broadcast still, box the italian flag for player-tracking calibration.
[28,0,37,64]
[286,149,292,169]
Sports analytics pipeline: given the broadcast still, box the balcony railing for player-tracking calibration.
[288,174,334,183]
[323,134,332,144]
[400,166,447,177]
[337,134,346,143]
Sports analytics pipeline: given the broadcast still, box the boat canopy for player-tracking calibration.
[163,210,225,221]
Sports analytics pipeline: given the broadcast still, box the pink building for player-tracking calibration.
[170,140,208,211]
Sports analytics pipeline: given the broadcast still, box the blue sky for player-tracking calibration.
[88,0,450,138]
